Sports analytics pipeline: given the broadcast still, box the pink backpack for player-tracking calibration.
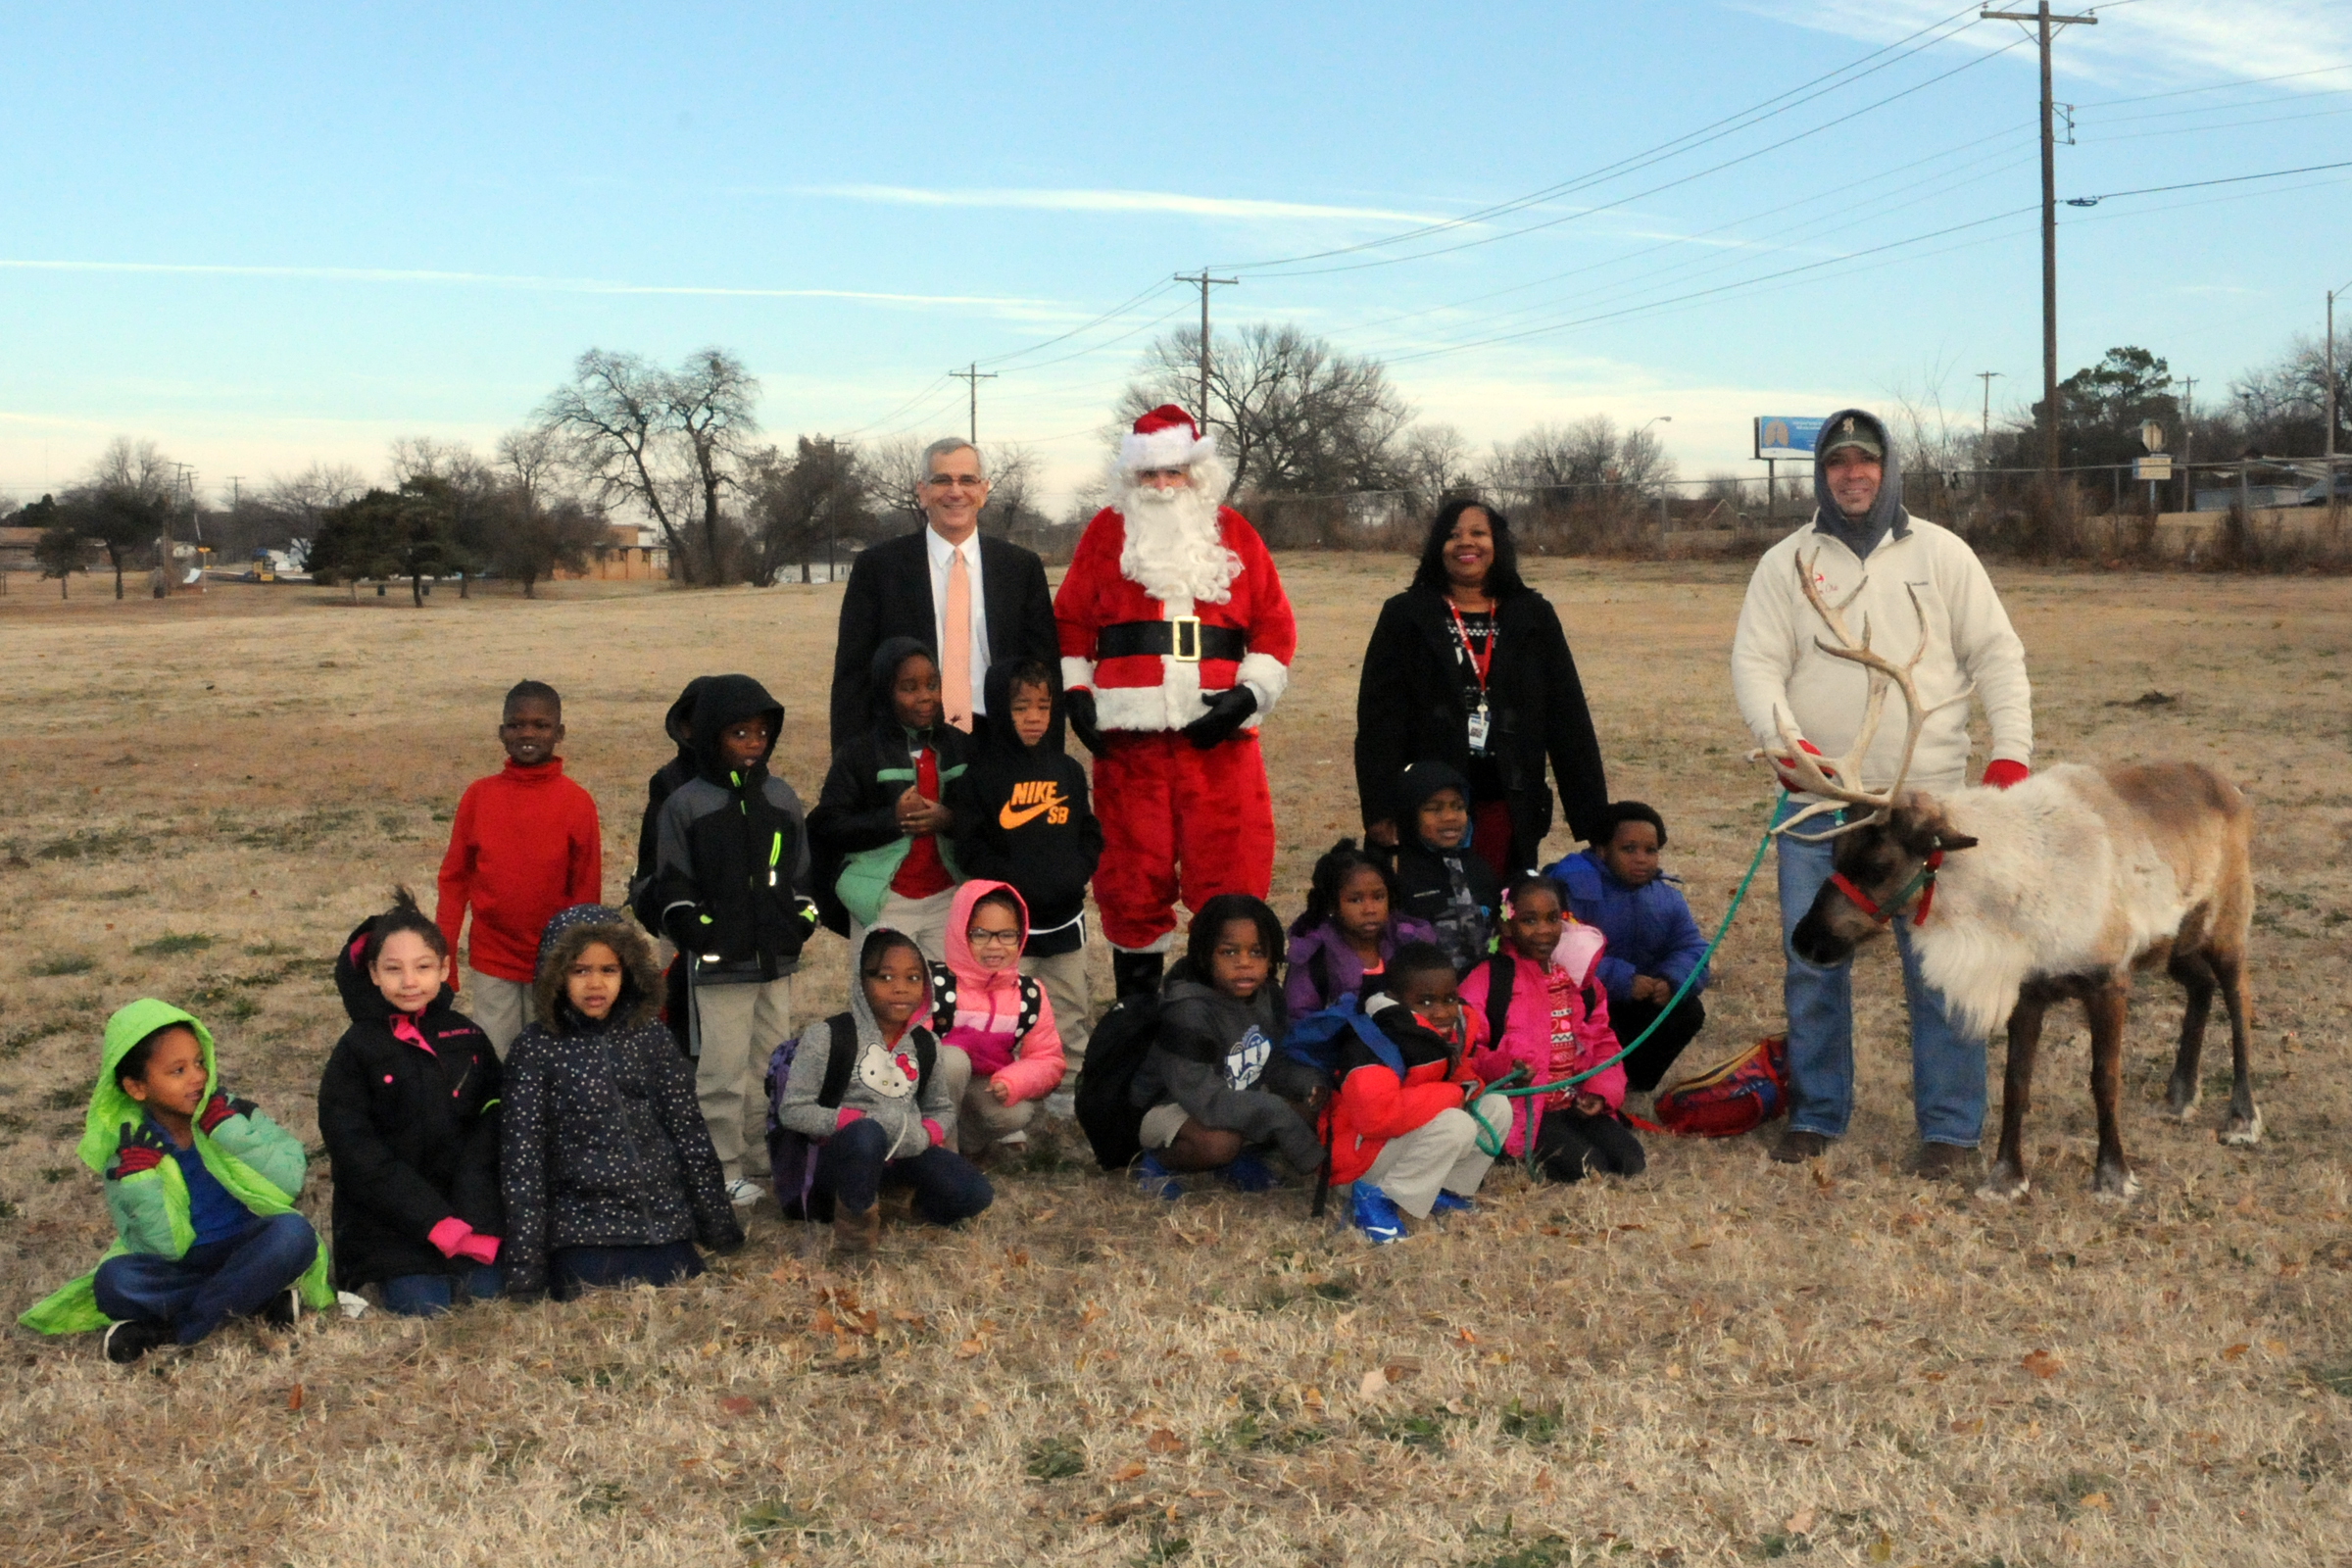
[1652,1035,1788,1138]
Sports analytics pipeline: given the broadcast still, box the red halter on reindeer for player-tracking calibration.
[1759,551,2259,1199]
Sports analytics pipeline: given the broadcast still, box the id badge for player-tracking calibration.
[1466,703,1491,755]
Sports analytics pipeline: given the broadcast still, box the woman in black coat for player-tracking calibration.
[1353,498,1609,880]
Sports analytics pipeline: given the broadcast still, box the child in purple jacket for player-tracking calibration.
[1543,802,1708,1093]
[1285,839,1437,1017]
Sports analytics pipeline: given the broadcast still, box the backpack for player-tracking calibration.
[1073,993,1160,1171]
[1280,995,1409,1216]
[1473,952,1601,1054]
[763,1014,938,1221]
[927,962,1044,1040]
[1651,1035,1788,1139]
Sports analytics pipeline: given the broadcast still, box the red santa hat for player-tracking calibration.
[1119,404,1220,472]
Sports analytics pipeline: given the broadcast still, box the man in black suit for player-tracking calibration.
[828,438,1060,751]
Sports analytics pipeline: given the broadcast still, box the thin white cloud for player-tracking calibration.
[801,184,1456,224]
[1735,0,2352,89]
[0,258,1061,316]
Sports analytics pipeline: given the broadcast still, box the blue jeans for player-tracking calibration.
[92,1211,317,1346]
[550,1242,704,1301]
[381,1264,505,1318]
[814,1116,993,1224]
[1775,802,1985,1147]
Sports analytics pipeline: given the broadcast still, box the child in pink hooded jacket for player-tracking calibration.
[930,881,1066,1159]
[1459,874,1644,1183]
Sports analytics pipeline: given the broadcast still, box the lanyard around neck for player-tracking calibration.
[1446,601,1494,693]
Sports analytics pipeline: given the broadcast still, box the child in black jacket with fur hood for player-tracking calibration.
[500,904,742,1301]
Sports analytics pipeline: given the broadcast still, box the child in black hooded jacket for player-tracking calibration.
[950,658,1102,1102]
[647,672,817,1203]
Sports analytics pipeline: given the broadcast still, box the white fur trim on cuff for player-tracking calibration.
[1236,652,1290,718]
[1060,656,1096,692]
[1118,428,1220,472]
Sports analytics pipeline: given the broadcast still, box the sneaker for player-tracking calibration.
[1429,1191,1475,1216]
[103,1319,169,1364]
[726,1178,765,1209]
[1771,1129,1830,1164]
[1350,1184,1406,1246]
[996,1130,1030,1151]
[262,1287,300,1329]
[1043,1091,1076,1121]
[1220,1153,1277,1194]
[1133,1152,1184,1200]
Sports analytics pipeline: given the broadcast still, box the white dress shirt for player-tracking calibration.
[924,525,992,717]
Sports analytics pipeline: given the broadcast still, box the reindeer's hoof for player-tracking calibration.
[2092,1159,2141,1200]
[1977,1161,2030,1201]
[2166,1080,2202,1121]
[2219,1106,2264,1148]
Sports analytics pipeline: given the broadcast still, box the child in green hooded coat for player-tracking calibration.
[18,1000,332,1362]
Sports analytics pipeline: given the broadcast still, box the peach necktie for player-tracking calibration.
[943,547,973,732]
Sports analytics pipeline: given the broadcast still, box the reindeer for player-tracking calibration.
[1755,552,2257,1200]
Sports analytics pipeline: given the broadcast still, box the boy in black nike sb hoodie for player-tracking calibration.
[951,659,1102,1101]
[649,673,818,1200]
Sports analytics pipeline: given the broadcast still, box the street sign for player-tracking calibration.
[2140,420,2166,454]
[1755,416,1824,461]
[2133,456,2173,481]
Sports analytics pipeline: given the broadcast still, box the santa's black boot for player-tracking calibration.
[1111,952,1165,1001]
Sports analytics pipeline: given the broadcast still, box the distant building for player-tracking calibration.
[556,524,670,582]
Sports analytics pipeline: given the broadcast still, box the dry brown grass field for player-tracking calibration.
[1,557,2347,1568]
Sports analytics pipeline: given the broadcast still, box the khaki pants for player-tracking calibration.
[691,976,793,1183]
[459,971,531,1059]
[1020,945,1091,1088]
[927,1045,1032,1154]
[848,887,957,974]
[1348,1094,1510,1219]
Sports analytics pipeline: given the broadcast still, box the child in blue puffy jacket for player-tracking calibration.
[1544,802,1708,1094]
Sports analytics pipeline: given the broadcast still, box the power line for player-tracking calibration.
[2064,158,2352,205]
[2074,62,2352,108]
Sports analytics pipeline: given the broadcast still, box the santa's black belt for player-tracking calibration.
[1096,618,1247,664]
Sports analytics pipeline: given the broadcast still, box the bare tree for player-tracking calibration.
[667,348,761,584]
[1396,421,1472,512]
[745,436,871,584]
[861,434,930,527]
[66,437,177,599]
[978,442,1047,536]
[487,490,609,599]
[260,462,367,539]
[495,425,563,503]
[1120,322,1413,498]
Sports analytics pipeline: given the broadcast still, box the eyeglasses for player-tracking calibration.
[966,928,1021,948]
[925,473,987,489]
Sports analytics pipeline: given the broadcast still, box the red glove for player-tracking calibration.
[454,1233,500,1266]
[1981,760,2030,790]
[833,1107,864,1132]
[196,1092,257,1135]
[922,1119,947,1149]
[1774,738,1831,794]
[109,1123,171,1179]
[427,1216,474,1258]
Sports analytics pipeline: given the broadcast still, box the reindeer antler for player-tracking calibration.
[1751,550,1978,841]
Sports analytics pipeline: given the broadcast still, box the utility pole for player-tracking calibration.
[1975,371,2003,448]
[1984,3,2096,480]
[947,362,998,447]
[2179,375,2196,513]
[1174,270,1238,431]
[2328,278,2350,512]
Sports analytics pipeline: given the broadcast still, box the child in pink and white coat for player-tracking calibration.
[1459,874,1644,1183]
[929,880,1066,1160]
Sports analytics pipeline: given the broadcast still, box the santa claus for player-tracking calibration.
[1056,405,1297,999]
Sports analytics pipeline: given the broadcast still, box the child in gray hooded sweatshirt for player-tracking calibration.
[772,927,992,1252]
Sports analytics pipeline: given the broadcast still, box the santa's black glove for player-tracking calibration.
[662,905,709,954]
[1182,687,1257,750]
[1063,688,1107,758]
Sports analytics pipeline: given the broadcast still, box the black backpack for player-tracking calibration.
[763,1013,938,1222]
[1073,993,1161,1171]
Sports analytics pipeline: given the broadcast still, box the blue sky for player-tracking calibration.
[3,1,2347,511]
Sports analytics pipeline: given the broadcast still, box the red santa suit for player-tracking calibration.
[1055,408,1297,954]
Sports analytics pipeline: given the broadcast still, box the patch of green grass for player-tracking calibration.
[43,1086,84,1110]
[575,1482,628,1517]
[1219,1413,1327,1453]
[41,1167,74,1184]
[2309,1359,2352,1397]
[1461,1523,1584,1568]
[1025,1436,1087,1481]
[0,1198,18,1220]
[738,1497,832,1548]
[34,829,152,862]
[1497,1399,1563,1446]
[28,955,96,978]
[1360,1406,1465,1452]
[131,933,215,957]
[2,1021,73,1060]
[1129,1530,1191,1565]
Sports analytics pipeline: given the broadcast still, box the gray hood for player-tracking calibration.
[1811,408,1907,559]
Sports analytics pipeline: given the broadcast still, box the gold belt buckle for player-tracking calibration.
[1169,615,1202,662]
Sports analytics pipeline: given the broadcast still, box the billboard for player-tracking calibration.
[1754,416,1823,462]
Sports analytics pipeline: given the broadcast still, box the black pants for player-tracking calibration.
[1608,993,1706,1094]
[1532,1108,1645,1183]
[814,1117,993,1225]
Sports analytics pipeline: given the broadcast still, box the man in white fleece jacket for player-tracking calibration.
[1731,409,2033,1178]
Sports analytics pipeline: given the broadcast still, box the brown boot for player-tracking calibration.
[833,1202,880,1254]
[1771,1128,1830,1164]
[1912,1142,1980,1182]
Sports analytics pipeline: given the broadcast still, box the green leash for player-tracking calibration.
[1472,791,1786,1161]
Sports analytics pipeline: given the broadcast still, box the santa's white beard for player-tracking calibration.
[1116,481,1242,604]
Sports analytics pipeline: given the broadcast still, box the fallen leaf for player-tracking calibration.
[1030,1207,1057,1225]
[1359,1367,1389,1397]
[2021,1349,2063,1379]
[1146,1429,1185,1454]
[1110,1462,1146,1483]
[2222,1343,2250,1362]
[810,1310,837,1337]
[699,1340,720,1357]
[1868,1533,1893,1562]
[286,1384,304,1412]
[1080,1303,1106,1326]
[1923,1372,1947,1383]
[2264,1338,2286,1354]
[1454,1327,1478,1345]
[1218,1348,1242,1363]
[1663,1363,1684,1381]
[969,1399,990,1416]
[2078,1492,2111,1511]
[893,1309,926,1329]
[1950,1417,1984,1435]
[1785,1507,1816,1536]
[1383,1359,1421,1384]
[956,1339,986,1359]
[1006,1249,1030,1268]
[718,1396,755,1417]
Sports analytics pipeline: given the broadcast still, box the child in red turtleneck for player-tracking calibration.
[435,680,602,1057]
